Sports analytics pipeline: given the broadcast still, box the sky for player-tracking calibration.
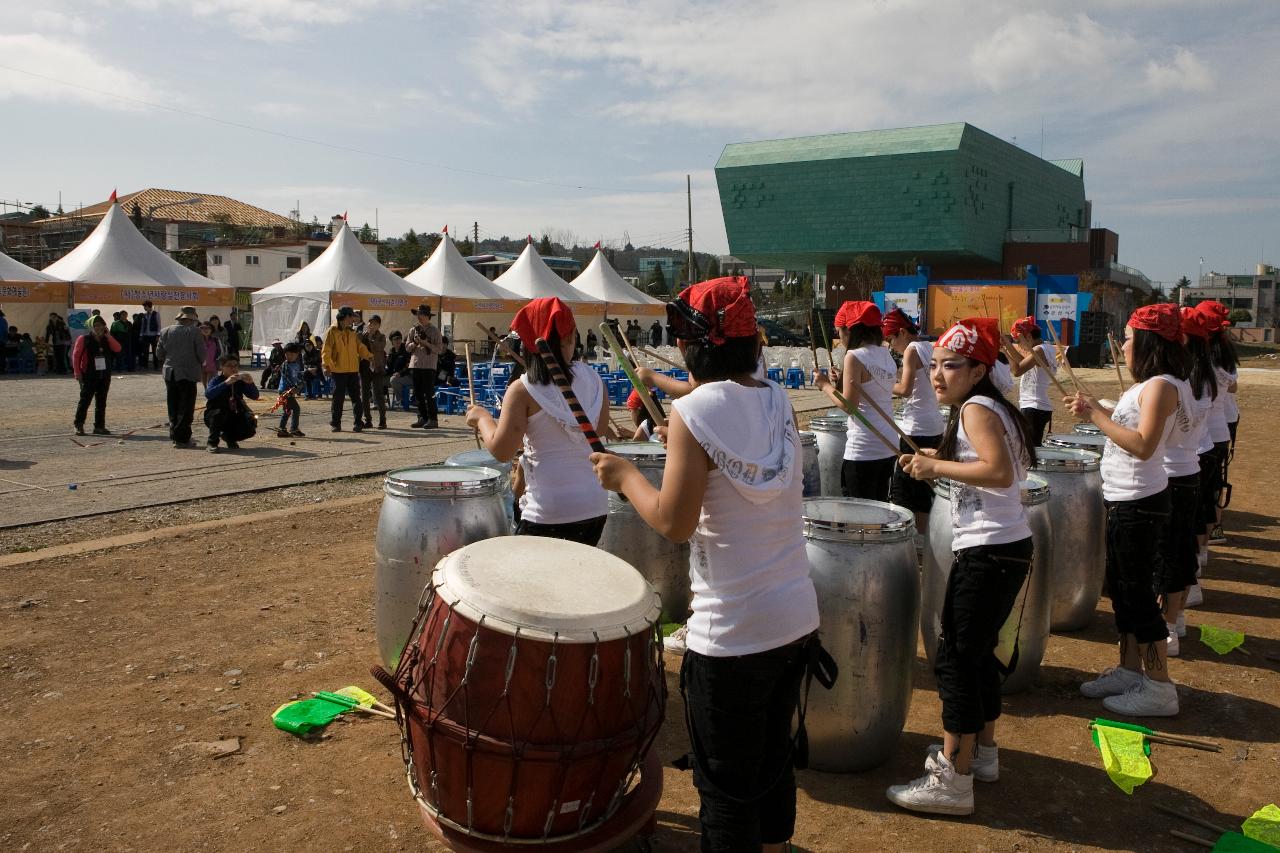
[1,0,1278,287]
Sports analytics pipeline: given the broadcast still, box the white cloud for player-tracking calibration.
[120,0,417,41]
[0,34,159,109]
[1145,48,1214,93]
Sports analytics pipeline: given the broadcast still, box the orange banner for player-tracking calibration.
[925,284,1029,337]
[329,292,423,313]
[607,302,666,317]
[0,281,69,303]
[73,283,232,307]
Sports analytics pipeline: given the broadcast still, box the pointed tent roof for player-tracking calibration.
[252,222,429,298]
[572,249,664,307]
[405,235,521,303]
[43,203,227,289]
[492,243,601,306]
[0,250,65,284]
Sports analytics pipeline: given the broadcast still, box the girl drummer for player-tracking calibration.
[1199,300,1238,550]
[591,276,820,853]
[465,297,610,545]
[1073,303,1191,717]
[815,300,897,501]
[888,317,1036,816]
[884,307,944,531]
[1003,316,1057,446]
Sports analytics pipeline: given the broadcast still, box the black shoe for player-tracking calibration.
[225,441,239,450]
[352,424,364,433]
[74,424,86,436]
[377,421,387,430]
[290,429,306,438]
[277,428,290,438]
[331,424,342,432]
[207,443,219,454]
[411,419,426,428]
[363,419,373,428]
[92,427,112,436]
[424,419,439,429]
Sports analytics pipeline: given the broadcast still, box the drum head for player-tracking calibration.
[1046,434,1106,451]
[1034,447,1101,471]
[608,441,668,465]
[1020,475,1050,505]
[808,415,847,433]
[385,465,503,497]
[802,498,914,543]
[433,537,660,642]
[444,449,511,472]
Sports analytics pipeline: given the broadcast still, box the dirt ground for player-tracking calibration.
[1,367,1277,852]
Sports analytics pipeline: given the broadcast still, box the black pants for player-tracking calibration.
[205,405,253,447]
[890,433,942,513]
[330,372,361,427]
[681,640,808,852]
[1159,474,1200,595]
[412,367,437,423]
[53,344,69,374]
[74,373,111,429]
[1197,446,1225,528]
[278,396,300,431]
[361,366,387,424]
[1105,489,1171,645]
[840,456,895,502]
[1021,407,1052,446]
[514,515,606,547]
[935,538,1032,735]
[138,337,158,369]
[166,378,197,444]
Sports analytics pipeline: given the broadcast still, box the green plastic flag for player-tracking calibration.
[1200,625,1246,655]
[1212,831,1277,853]
[271,697,350,735]
[334,685,380,708]
[1242,804,1280,847]
[1093,725,1152,794]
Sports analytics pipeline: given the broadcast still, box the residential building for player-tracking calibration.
[467,252,581,282]
[205,238,379,291]
[1183,264,1276,338]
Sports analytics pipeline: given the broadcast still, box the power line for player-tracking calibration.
[0,63,684,197]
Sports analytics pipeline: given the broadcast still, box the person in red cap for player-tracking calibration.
[882,307,944,532]
[1002,316,1057,445]
[465,297,610,545]
[887,317,1036,817]
[814,300,897,500]
[592,276,821,853]
[1195,301,1238,548]
[1070,303,1192,718]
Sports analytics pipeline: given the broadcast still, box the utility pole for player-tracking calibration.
[686,174,695,287]
[474,221,479,252]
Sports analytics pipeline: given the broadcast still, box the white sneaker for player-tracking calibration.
[1080,666,1143,699]
[1102,676,1179,717]
[886,751,974,816]
[1166,627,1180,658]
[1185,583,1204,608]
[1196,551,1206,579]
[663,624,688,656]
[927,742,998,782]
[1175,612,1186,638]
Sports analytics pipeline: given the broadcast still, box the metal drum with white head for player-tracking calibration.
[597,441,690,623]
[444,448,516,528]
[922,476,1054,694]
[802,498,919,771]
[374,465,508,670]
[1033,447,1105,631]
[808,415,847,497]
[1046,432,1106,455]
[380,536,665,843]
[798,431,821,497]
[1072,421,1102,437]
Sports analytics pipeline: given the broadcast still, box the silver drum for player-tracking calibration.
[374,465,508,670]
[922,477,1054,694]
[1046,432,1106,455]
[798,431,821,497]
[1033,447,1105,631]
[809,415,847,497]
[445,448,515,529]
[802,498,919,772]
[1072,422,1102,436]
[597,441,690,623]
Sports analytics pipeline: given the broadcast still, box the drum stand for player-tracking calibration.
[417,749,663,853]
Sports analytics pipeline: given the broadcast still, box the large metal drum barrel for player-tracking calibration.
[374,465,509,670]
[1033,447,1105,631]
[444,448,515,529]
[798,431,821,497]
[597,441,690,623]
[922,477,1054,694]
[802,498,919,772]
[1046,433,1106,455]
[808,416,847,497]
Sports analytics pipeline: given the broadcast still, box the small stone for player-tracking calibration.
[124,664,136,673]
[259,605,273,611]
[73,599,88,604]
[269,785,281,791]
[41,691,62,700]
[215,703,241,713]
[223,669,242,677]
[272,805,287,815]
[332,788,346,796]
[174,725,185,732]
[281,659,298,670]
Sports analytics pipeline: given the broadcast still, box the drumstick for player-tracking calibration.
[618,328,669,422]
[1027,343,1072,399]
[600,322,666,428]
[463,343,481,449]
[475,322,526,370]
[534,338,608,454]
[820,385,901,456]
[858,392,922,454]
[638,346,682,369]
[1107,331,1128,392]
[1044,322,1094,395]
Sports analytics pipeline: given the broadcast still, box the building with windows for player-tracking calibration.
[1183,264,1276,338]
[637,256,682,291]
[205,238,378,291]
[468,252,581,282]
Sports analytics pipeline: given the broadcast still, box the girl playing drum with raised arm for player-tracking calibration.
[883,307,944,533]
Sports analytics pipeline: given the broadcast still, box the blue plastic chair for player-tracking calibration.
[784,367,804,389]
[767,367,783,383]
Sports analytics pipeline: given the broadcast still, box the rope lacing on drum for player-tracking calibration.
[587,632,600,707]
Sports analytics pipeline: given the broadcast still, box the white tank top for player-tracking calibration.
[1101,376,1177,501]
[950,396,1031,550]
[517,364,609,524]
[1206,367,1235,442]
[991,359,1015,396]
[1224,368,1239,423]
[899,340,944,436]
[1018,343,1057,410]
[844,345,897,461]
[1159,376,1203,478]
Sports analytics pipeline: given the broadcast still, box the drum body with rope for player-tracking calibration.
[374,466,509,671]
[808,415,847,498]
[922,477,1054,694]
[802,498,919,771]
[798,430,821,497]
[381,537,666,845]
[597,441,690,624]
[445,448,516,529]
[1071,422,1102,437]
[1046,432,1106,455]
[1033,447,1105,631]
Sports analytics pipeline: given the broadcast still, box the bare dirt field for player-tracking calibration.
[1,367,1276,852]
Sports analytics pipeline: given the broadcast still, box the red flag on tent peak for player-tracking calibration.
[342,211,348,221]
[527,234,533,244]
[593,240,601,250]
[108,189,117,203]
[442,225,448,235]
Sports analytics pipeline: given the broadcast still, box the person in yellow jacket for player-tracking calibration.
[322,306,372,432]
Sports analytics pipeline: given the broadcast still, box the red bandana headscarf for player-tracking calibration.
[834,300,881,329]
[880,308,916,337]
[511,297,575,351]
[1195,300,1231,333]
[1180,306,1210,340]
[1010,316,1039,338]
[1128,304,1181,341]
[936,317,1001,367]
[676,276,757,345]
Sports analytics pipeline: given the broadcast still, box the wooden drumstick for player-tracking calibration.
[1044,321,1094,395]
[534,338,608,454]
[600,322,666,428]
[1107,331,1128,392]
[820,386,901,457]
[638,346,682,369]
[463,343,482,449]
[857,390,922,454]
[475,322,526,370]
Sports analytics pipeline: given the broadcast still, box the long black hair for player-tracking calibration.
[1129,329,1191,383]
[937,365,1036,469]
[525,328,574,386]
[1186,335,1217,401]
[846,324,883,349]
[1208,329,1238,373]
[683,335,760,382]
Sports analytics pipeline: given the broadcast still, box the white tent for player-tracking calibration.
[404,236,523,345]
[44,202,232,334]
[0,251,70,340]
[250,222,431,348]
[493,243,604,320]
[572,248,667,336]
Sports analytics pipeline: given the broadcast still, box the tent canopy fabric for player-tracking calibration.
[405,236,522,312]
[572,250,664,308]
[492,243,602,309]
[0,250,71,334]
[1,251,66,285]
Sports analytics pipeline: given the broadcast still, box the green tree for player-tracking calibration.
[647,263,667,295]
[703,256,720,279]
[1228,308,1252,324]
[357,223,375,242]
[538,234,553,255]
[28,204,50,220]
[394,229,428,272]
[1171,275,1192,304]
[837,255,884,301]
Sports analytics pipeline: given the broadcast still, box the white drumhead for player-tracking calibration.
[396,466,494,483]
[608,441,668,463]
[445,449,510,471]
[433,536,660,642]
[802,497,914,543]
